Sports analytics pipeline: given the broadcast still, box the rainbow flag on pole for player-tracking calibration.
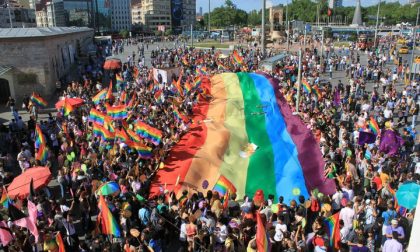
[115,128,130,143]
[35,143,48,163]
[134,120,162,146]
[98,195,121,237]
[302,78,312,94]
[369,117,380,135]
[194,77,202,89]
[127,141,153,159]
[35,124,46,149]
[127,128,143,142]
[93,122,115,141]
[312,85,322,99]
[0,189,10,208]
[63,98,74,116]
[106,81,113,100]
[232,50,244,65]
[56,232,66,252]
[173,108,188,123]
[31,93,48,107]
[92,89,107,104]
[324,212,341,251]
[89,108,106,125]
[106,104,127,120]
[213,175,236,197]
[256,211,270,252]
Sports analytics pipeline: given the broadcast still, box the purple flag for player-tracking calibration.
[379,130,404,156]
[333,89,341,106]
[358,131,376,145]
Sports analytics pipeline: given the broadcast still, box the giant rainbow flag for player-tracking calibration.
[150,73,336,203]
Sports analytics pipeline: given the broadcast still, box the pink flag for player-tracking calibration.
[0,221,13,246]
[13,200,39,242]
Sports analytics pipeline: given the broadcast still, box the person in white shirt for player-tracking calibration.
[339,201,355,232]
[274,215,287,242]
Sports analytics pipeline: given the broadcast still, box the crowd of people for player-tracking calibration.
[0,34,418,252]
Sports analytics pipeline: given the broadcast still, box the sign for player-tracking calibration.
[152,67,181,84]
[157,25,165,32]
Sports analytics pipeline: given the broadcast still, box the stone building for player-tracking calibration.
[0,27,94,104]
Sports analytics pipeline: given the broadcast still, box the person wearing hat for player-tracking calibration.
[385,219,405,241]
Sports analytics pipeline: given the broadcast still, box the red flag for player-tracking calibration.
[328,8,332,16]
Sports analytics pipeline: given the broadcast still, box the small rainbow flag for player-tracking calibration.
[36,143,48,163]
[195,66,208,76]
[93,123,115,141]
[127,128,143,142]
[106,104,128,120]
[154,89,163,103]
[217,61,229,71]
[194,77,202,89]
[116,74,124,84]
[173,108,188,123]
[0,189,10,208]
[232,50,244,65]
[103,115,115,132]
[63,98,74,116]
[115,128,130,143]
[302,78,312,94]
[127,93,137,108]
[173,74,184,96]
[89,108,105,125]
[120,91,127,105]
[56,232,66,252]
[213,175,236,196]
[324,212,341,251]
[182,56,189,65]
[98,195,121,237]
[134,120,162,146]
[185,81,193,93]
[256,211,270,252]
[128,141,153,159]
[369,117,380,135]
[106,81,113,100]
[312,85,322,99]
[92,89,107,104]
[31,93,48,107]
[35,124,46,149]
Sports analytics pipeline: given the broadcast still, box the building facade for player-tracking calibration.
[139,0,171,32]
[46,0,66,26]
[0,27,94,103]
[131,2,142,25]
[110,0,131,31]
[179,0,195,33]
[0,7,36,28]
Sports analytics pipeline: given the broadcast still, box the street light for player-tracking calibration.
[261,0,265,56]
[410,7,420,81]
[374,0,381,49]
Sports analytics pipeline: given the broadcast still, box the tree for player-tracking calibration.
[119,29,129,38]
[248,10,261,26]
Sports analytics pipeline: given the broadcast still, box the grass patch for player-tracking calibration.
[194,43,231,49]
[333,41,351,47]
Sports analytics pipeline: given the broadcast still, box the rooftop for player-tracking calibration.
[0,27,93,39]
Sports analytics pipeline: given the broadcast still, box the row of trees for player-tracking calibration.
[196,0,420,29]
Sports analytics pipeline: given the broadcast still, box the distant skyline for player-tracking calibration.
[196,0,410,13]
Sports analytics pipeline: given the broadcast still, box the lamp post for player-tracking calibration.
[296,49,302,112]
[374,0,381,49]
[410,7,420,81]
[208,0,211,32]
[261,0,266,56]
[286,0,289,53]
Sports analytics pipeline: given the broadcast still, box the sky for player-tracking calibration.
[196,0,410,13]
